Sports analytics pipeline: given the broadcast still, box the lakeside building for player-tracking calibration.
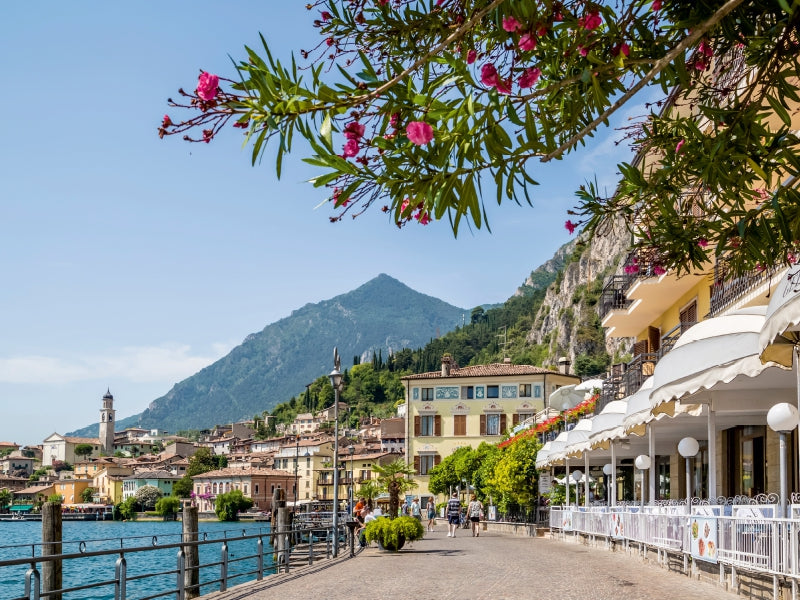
[191,467,293,513]
[121,470,180,500]
[403,357,579,498]
[41,434,102,467]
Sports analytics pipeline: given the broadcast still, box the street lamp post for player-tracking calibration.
[348,445,355,516]
[571,470,583,506]
[329,348,343,557]
[678,437,700,514]
[602,463,613,506]
[767,403,800,518]
[293,434,301,507]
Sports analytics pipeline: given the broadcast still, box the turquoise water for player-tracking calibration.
[0,520,275,600]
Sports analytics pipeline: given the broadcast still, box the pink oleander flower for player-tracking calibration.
[481,63,499,87]
[326,37,334,46]
[537,24,548,36]
[202,129,213,143]
[578,45,588,57]
[437,0,445,4]
[377,0,389,5]
[652,0,662,9]
[755,187,769,200]
[519,67,541,89]
[162,115,172,128]
[653,265,666,276]
[698,238,708,248]
[502,16,521,32]
[415,210,431,225]
[343,121,365,140]
[495,77,512,95]
[624,264,639,274]
[618,42,630,57]
[196,72,219,101]
[400,198,411,214]
[406,121,434,145]
[467,49,477,64]
[519,33,537,51]
[694,59,707,71]
[389,112,400,129]
[788,251,798,264]
[698,39,713,58]
[578,10,602,30]
[333,187,350,207]
[320,11,332,20]
[343,138,359,157]
[675,139,685,153]
[565,220,577,234]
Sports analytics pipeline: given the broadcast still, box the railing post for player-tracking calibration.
[114,555,127,600]
[257,537,264,580]
[25,564,41,600]
[176,550,185,600]
[308,529,314,565]
[220,542,228,592]
[42,502,62,600]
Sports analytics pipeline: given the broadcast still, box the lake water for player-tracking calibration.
[0,519,275,600]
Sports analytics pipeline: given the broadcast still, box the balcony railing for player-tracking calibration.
[707,257,772,317]
[599,275,634,320]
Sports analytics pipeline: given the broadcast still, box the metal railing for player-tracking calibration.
[0,522,348,600]
[551,505,800,581]
[707,257,772,317]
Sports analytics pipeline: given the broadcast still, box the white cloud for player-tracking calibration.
[0,343,234,385]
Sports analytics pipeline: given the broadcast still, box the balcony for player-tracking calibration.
[707,257,772,317]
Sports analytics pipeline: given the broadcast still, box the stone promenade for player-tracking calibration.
[202,525,740,600]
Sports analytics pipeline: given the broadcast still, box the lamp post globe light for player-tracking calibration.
[329,347,343,557]
[634,455,651,507]
[571,470,583,506]
[767,403,800,518]
[678,437,700,513]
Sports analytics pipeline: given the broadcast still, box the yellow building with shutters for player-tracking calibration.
[402,356,579,498]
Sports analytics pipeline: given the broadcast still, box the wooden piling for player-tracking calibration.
[182,503,199,598]
[42,502,62,600]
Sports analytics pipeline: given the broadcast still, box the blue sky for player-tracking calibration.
[0,2,636,446]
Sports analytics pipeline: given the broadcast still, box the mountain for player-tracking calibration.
[68,274,465,436]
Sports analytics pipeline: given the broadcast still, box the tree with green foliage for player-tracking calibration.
[373,458,417,518]
[172,476,194,498]
[214,490,254,521]
[134,485,163,510]
[186,447,220,477]
[29,467,48,482]
[163,0,800,282]
[490,436,541,513]
[74,443,94,459]
[356,479,381,510]
[80,488,95,503]
[47,494,63,504]
[428,446,472,495]
[155,496,181,519]
[117,496,139,520]
[0,489,12,511]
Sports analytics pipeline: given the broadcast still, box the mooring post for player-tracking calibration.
[182,502,199,598]
[42,502,63,600]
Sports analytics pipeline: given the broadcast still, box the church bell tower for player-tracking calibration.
[99,389,116,454]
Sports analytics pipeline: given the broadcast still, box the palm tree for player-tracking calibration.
[373,459,417,518]
[356,480,381,510]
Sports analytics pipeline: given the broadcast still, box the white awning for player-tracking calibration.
[588,398,631,446]
[550,418,594,460]
[649,307,774,408]
[759,266,800,368]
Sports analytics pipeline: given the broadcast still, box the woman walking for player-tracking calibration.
[426,498,436,532]
[468,494,483,537]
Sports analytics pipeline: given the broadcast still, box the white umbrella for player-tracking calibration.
[548,384,581,411]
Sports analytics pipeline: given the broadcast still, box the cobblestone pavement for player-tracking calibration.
[203,528,738,600]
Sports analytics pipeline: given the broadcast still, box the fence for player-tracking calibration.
[0,519,349,600]
[551,505,800,584]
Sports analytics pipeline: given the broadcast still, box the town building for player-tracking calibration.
[0,451,35,477]
[403,356,579,497]
[121,470,180,500]
[41,434,102,467]
[191,467,294,513]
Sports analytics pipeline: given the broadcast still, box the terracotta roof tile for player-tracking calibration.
[401,363,565,380]
[191,466,293,479]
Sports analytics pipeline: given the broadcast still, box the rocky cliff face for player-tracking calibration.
[526,216,634,368]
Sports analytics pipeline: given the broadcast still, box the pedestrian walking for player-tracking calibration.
[426,498,436,532]
[411,497,421,521]
[446,492,461,537]
[468,494,483,537]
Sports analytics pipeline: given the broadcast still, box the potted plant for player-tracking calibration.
[364,516,424,551]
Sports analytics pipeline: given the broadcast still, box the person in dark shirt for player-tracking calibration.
[446,492,461,538]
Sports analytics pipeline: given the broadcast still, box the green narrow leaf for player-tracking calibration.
[320,114,332,148]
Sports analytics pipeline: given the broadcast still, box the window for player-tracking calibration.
[534,385,542,398]
[461,386,474,399]
[480,413,507,436]
[487,385,499,399]
[519,384,532,398]
[421,387,434,401]
[513,412,534,426]
[420,415,435,436]
[414,454,440,475]
[454,414,466,436]
[254,484,259,494]
[414,414,441,436]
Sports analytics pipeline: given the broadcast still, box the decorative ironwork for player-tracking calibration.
[707,255,772,317]
[599,275,634,320]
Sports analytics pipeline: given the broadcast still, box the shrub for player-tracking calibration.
[364,516,424,551]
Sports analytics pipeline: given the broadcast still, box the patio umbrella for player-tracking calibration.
[548,384,581,411]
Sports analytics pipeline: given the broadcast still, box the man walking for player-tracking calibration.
[446,492,461,537]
